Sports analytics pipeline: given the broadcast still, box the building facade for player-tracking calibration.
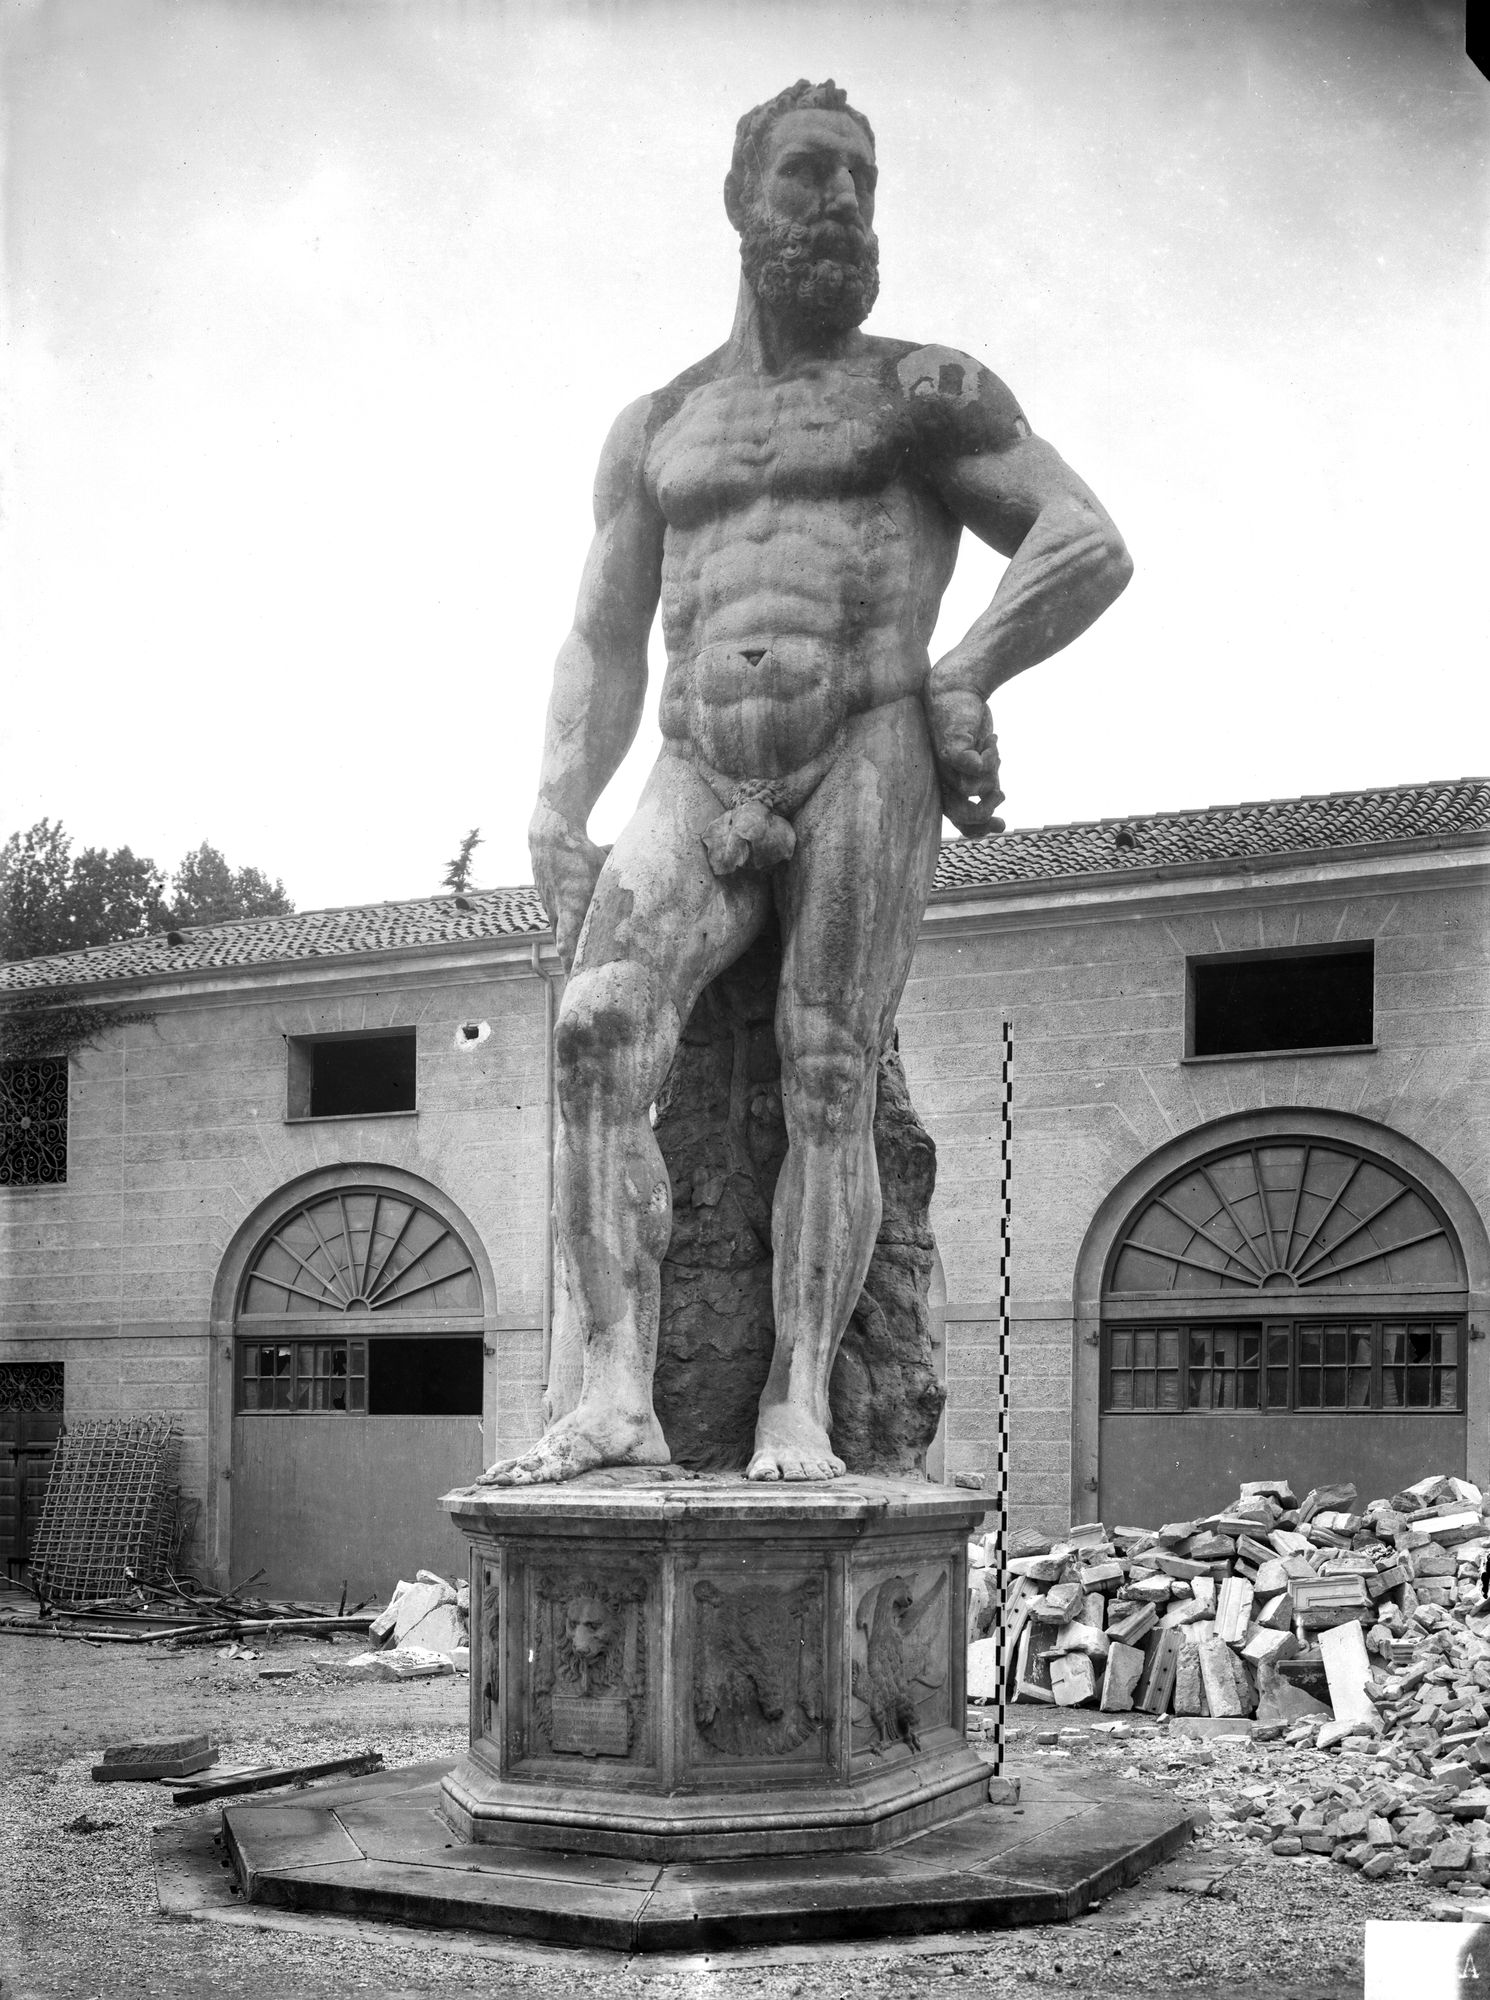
[2,779,1486,1594]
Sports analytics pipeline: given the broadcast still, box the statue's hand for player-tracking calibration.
[529,801,607,971]
[926,686,1005,837]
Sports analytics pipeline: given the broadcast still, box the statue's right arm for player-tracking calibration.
[530,396,665,967]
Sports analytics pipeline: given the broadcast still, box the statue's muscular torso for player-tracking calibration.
[641,337,1029,787]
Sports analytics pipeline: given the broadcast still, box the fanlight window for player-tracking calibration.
[240,1189,480,1318]
[1108,1142,1459,1297]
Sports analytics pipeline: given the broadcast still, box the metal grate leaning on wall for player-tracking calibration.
[27,1416,181,1606]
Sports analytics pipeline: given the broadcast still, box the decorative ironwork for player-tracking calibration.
[239,1189,480,1318]
[1108,1141,1458,1296]
[0,1058,68,1186]
[0,1361,64,1413]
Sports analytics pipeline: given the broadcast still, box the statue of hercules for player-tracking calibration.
[482,78,1132,1487]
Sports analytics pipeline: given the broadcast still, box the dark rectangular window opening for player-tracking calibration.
[287,1030,416,1119]
[237,1334,481,1415]
[1102,1316,1463,1414]
[1188,945,1374,1058]
[0,1057,68,1186]
[367,1337,483,1415]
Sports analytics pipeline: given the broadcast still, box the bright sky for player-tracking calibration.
[2,0,1484,912]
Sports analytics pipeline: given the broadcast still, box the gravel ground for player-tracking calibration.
[0,1628,1468,1998]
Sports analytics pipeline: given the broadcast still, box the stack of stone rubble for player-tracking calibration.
[965,1472,1490,1885]
[341,1569,471,1680]
[968,1473,1490,1736]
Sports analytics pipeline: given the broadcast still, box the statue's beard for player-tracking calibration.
[739,210,880,335]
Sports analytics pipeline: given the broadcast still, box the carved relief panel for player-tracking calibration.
[690,1573,827,1765]
[523,1563,651,1764]
[479,1561,500,1742]
[850,1564,951,1759]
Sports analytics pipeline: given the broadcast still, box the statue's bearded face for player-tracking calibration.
[737,107,880,337]
[739,208,880,336]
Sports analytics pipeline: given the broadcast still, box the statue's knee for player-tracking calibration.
[554,965,653,1112]
[784,1042,875,1142]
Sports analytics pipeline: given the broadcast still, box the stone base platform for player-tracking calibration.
[221,1759,1196,1949]
[441,1472,996,1861]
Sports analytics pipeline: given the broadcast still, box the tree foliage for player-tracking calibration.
[441,828,483,895]
[167,842,293,928]
[0,822,294,963]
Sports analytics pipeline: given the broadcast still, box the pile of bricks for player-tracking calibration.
[969,1471,1490,1735]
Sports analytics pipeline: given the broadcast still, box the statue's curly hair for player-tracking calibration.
[724,78,875,231]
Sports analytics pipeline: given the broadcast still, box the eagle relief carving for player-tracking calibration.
[530,1571,648,1759]
[693,1576,825,1758]
[852,1568,949,1754]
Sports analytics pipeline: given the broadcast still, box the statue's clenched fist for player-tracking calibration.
[529,800,607,971]
[926,684,1005,837]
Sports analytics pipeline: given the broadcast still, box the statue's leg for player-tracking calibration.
[482,755,770,1486]
[747,698,941,1482]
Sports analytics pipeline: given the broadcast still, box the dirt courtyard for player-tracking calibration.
[0,1623,1462,1999]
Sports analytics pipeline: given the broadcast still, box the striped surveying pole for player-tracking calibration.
[986,1021,1015,1777]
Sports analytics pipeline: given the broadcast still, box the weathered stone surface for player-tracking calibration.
[652,925,943,1476]
[493,80,1130,1493]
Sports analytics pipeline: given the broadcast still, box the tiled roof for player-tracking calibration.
[931,777,1489,898]
[2,780,1483,995]
[0,885,549,994]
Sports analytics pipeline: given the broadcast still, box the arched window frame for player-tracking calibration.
[220,1173,491,1419]
[1068,1110,1490,1507]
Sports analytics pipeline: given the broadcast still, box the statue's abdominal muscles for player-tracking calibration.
[651,374,956,783]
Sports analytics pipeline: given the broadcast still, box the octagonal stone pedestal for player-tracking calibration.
[439,1472,993,1863]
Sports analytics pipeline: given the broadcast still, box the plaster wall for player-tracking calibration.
[898,861,1490,1538]
[0,958,556,1576]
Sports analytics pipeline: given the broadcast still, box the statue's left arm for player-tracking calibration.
[901,348,1133,833]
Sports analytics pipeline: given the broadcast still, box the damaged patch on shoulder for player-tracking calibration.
[897,346,1031,443]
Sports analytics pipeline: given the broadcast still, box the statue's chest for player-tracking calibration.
[650,375,903,526]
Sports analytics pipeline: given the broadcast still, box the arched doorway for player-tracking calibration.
[1095,1134,1470,1524]
[230,1183,489,1601]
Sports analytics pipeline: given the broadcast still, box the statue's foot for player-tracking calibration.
[477,1403,669,1488]
[746,1402,846,1483]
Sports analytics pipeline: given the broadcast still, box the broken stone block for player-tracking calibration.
[1198,1638,1250,1718]
[1242,1626,1301,1669]
[399,1602,465,1657]
[1078,1559,1125,1592]
[1033,1580,1084,1625]
[391,1578,456,1646]
[1360,1850,1398,1879]
[1050,1654,1098,1707]
[1100,1641,1146,1712]
[1107,1602,1157,1648]
[369,1579,412,1642]
[967,1635,1003,1702]
[1174,1642,1206,1716]
[93,1734,216,1782]
[1043,1620,1109,1660]
[1215,1577,1255,1646]
[1319,1619,1376,1725]
[1136,1628,1183,1714]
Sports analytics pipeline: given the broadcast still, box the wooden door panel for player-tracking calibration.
[230,1415,484,1603]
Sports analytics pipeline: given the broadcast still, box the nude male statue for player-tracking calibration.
[484,79,1131,1487]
